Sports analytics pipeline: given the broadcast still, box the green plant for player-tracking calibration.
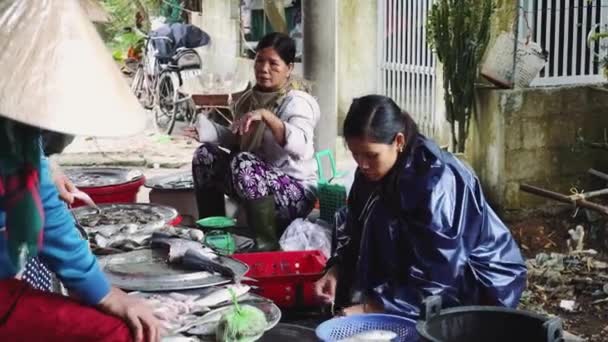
[427,0,494,153]
[588,31,608,79]
[101,0,161,60]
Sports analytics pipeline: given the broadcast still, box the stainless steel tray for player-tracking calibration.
[73,203,178,229]
[144,171,194,190]
[98,249,249,291]
[65,167,143,188]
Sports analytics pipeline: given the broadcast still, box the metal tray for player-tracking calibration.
[259,323,317,342]
[145,171,194,190]
[65,167,143,188]
[98,249,248,291]
[73,203,178,230]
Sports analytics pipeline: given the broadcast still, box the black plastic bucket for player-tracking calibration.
[416,296,564,342]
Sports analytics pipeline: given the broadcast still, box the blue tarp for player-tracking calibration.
[329,135,527,317]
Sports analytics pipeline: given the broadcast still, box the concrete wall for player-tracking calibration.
[467,86,608,210]
[461,1,608,211]
[337,0,378,131]
[191,0,241,76]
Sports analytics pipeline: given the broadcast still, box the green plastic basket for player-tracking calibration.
[204,231,236,256]
[315,150,347,223]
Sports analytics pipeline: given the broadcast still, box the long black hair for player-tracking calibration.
[343,95,420,214]
[343,95,419,152]
[256,32,296,65]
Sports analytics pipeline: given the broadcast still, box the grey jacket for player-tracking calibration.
[197,90,320,188]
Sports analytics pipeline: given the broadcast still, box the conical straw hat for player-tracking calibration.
[0,0,146,137]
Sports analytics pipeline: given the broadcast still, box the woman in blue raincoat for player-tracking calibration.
[314,95,527,317]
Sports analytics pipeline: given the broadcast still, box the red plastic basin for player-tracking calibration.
[232,250,327,308]
[73,177,146,207]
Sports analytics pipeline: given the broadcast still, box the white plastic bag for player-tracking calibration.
[279,218,332,259]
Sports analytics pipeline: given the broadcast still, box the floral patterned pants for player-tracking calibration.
[192,143,315,223]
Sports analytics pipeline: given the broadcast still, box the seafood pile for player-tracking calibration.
[133,285,251,333]
[146,173,194,190]
[78,206,164,227]
[65,168,143,188]
[338,330,398,342]
[91,224,152,250]
[73,204,178,253]
[160,225,206,243]
[156,176,194,190]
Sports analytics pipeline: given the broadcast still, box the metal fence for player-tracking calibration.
[377,0,439,138]
[519,0,607,86]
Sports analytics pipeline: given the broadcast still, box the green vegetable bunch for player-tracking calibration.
[215,290,267,342]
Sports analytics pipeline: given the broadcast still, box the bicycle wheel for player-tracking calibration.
[130,66,144,99]
[154,71,180,135]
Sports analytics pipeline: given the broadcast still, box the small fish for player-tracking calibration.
[186,322,216,336]
[119,223,140,234]
[173,308,225,334]
[151,233,215,263]
[94,234,109,248]
[193,284,250,308]
[339,330,398,342]
[93,224,123,238]
[189,229,205,242]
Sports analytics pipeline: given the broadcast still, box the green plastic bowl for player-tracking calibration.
[196,216,236,230]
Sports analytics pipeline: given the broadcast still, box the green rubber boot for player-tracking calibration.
[245,195,280,252]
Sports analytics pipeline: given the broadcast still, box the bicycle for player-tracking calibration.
[129,26,205,135]
[129,29,169,110]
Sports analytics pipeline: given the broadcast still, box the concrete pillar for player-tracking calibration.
[303,0,338,155]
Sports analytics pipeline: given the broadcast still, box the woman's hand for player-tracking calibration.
[341,298,384,316]
[97,287,163,342]
[53,170,76,205]
[183,126,199,141]
[314,266,338,304]
[231,109,266,135]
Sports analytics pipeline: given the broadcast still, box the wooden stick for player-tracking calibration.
[520,184,608,216]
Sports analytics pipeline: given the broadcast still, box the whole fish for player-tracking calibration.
[151,232,216,263]
[339,330,398,342]
[92,224,123,238]
[181,248,234,278]
[193,284,250,308]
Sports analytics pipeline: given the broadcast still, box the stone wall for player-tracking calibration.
[467,86,608,210]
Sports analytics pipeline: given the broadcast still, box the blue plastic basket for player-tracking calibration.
[316,314,418,342]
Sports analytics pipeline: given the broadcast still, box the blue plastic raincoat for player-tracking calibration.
[329,135,527,317]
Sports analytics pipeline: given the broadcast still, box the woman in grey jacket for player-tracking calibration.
[190,32,320,250]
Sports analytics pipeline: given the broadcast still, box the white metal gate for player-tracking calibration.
[519,0,608,86]
[377,0,438,138]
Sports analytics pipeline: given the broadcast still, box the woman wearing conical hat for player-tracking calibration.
[0,1,161,340]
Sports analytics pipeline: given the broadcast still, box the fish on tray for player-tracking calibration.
[171,284,252,335]
[338,330,398,342]
[158,225,205,242]
[93,232,151,249]
[181,249,236,279]
[151,232,216,263]
[133,291,210,332]
[133,285,251,335]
